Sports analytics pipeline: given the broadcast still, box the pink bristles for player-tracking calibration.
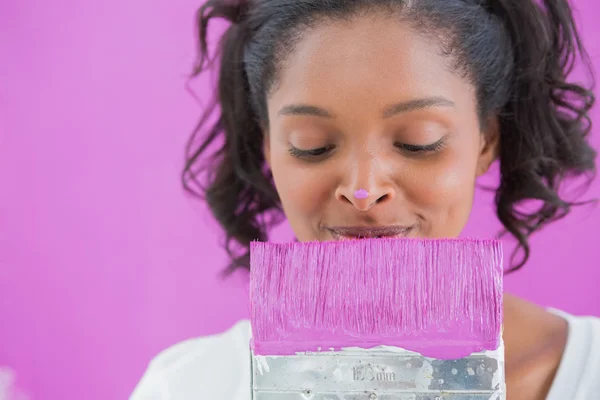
[249,238,503,360]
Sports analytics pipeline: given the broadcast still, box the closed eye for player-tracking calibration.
[288,145,335,160]
[395,138,446,154]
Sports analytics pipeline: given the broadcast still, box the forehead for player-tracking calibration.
[268,14,475,117]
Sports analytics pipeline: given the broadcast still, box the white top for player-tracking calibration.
[129,310,600,400]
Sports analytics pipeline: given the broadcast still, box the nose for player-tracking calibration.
[334,159,396,212]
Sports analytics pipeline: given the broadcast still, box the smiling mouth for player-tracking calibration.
[328,226,414,240]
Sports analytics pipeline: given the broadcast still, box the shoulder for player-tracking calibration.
[503,296,600,399]
[546,310,600,400]
[503,296,570,400]
[129,319,252,400]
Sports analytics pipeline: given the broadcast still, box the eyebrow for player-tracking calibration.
[382,97,455,118]
[277,104,334,118]
[277,97,455,119]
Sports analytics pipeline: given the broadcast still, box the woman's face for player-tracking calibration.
[264,15,498,241]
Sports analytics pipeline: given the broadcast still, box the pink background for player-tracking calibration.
[1,1,599,399]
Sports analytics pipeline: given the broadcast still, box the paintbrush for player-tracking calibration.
[249,238,505,399]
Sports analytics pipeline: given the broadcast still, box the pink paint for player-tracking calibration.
[249,238,503,360]
[353,188,370,199]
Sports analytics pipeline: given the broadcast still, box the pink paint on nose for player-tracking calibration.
[354,189,369,199]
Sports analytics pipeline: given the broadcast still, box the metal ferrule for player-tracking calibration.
[251,341,506,400]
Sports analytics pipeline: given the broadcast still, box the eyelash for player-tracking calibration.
[288,138,446,161]
[288,145,335,160]
[394,138,446,155]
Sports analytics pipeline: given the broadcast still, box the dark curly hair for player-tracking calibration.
[183,0,596,274]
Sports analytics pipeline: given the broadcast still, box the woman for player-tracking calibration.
[131,0,600,399]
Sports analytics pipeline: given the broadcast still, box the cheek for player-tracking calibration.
[402,150,478,224]
[412,162,475,202]
[270,152,333,220]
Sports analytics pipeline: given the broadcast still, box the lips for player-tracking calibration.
[328,226,413,240]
